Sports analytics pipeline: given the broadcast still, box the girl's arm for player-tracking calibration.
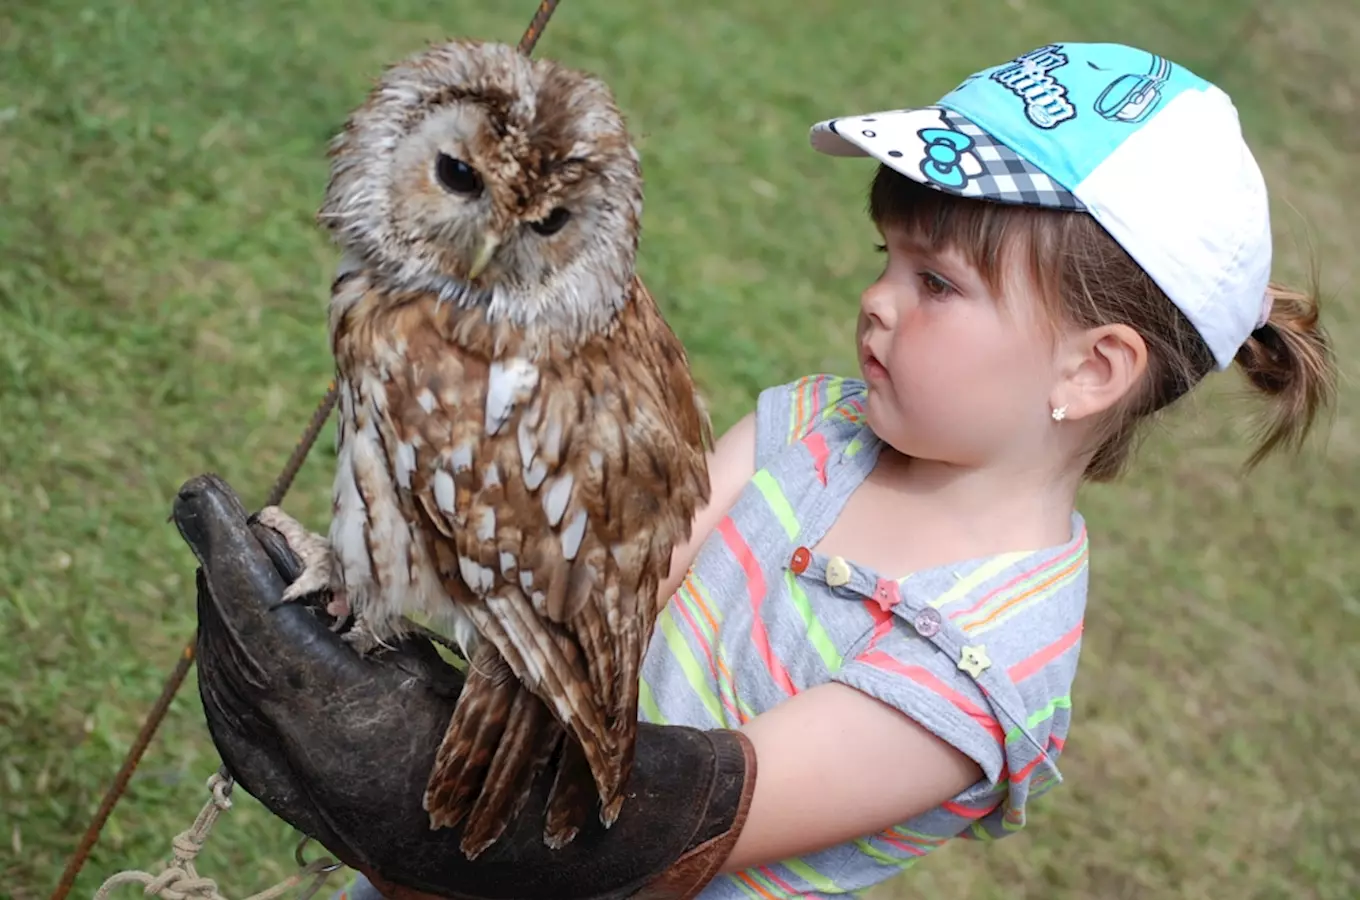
[721,683,983,871]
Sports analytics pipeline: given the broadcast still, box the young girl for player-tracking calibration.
[339,40,1335,900]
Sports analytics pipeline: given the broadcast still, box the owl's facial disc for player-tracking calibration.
[422,139,582,284]
[320,42,644,335]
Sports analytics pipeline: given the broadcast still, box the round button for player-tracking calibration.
[789,547,811,574]
[913,607,943,638]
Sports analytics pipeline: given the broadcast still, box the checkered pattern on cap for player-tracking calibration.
[937,109,1085,210]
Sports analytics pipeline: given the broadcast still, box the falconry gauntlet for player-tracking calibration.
[175,473,754,900]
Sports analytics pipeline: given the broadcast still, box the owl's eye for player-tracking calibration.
[434,154,483,196]
[529,207,572,236]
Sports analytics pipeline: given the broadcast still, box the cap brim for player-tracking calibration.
[809,116,877,157]
[809,106,1084,210]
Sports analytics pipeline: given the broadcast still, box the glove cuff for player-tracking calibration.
[357,727,756,900]
[628,727,756,900]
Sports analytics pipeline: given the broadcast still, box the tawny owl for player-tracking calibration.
[254,38,711,859]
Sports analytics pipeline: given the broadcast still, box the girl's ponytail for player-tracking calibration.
[1233,282,1338,469]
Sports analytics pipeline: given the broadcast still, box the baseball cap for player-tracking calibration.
[810,42,1272,370]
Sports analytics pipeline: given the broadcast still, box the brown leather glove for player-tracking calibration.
[174,473,755,900]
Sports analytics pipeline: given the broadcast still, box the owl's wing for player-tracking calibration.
[577,276,712,795]
[384,276,710,835]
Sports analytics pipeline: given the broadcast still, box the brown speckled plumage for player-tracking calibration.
[257,39,710,859]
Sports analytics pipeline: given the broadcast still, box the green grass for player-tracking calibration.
[2,1,1357,897]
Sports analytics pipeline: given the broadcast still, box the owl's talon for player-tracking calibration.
[254,505,336,604]
[341,616,395,655]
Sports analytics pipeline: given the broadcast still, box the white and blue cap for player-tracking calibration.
[810,42,1273,369]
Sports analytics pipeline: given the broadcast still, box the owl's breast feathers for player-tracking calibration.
[328,267,711,796]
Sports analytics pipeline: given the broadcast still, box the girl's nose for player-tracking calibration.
[860,278,897,331]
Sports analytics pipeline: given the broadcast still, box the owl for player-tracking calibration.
[254,38,711,859]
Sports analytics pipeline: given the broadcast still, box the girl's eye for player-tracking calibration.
[874,242,888,253]
[920,271,954,297]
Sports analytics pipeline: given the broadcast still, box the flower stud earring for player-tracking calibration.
[1051,405,1068,422]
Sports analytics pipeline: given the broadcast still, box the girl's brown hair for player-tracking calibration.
[868,166,1337,481]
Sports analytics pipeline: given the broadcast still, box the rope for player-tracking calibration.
[50,5,567,898]
[52,381,343,900]
[48,381,342,900]
[265,381,340,510]
[92,773,342,900]
[517,0,562,55]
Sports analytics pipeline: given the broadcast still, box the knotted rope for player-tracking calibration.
[92,772,340,900]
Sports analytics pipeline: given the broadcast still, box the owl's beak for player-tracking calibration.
[467,233,501,281]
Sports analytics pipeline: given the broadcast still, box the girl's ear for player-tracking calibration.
[1051,323,1148,420]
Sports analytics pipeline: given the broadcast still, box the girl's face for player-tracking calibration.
[857,222,1065,470]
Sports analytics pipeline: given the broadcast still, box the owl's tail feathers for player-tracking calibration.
[542,734,596,849]
[458,684,561,859]
[601,617,646,828]
[422,643,518,839]
[595,571,673,827]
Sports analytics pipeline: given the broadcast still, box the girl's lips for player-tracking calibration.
[861,344,888,380]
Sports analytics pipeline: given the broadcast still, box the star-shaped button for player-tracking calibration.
[871,578,900,613]
[957,644,991,679]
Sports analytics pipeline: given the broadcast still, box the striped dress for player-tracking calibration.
[335,373,1089,900]
[642,374,1089,899]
